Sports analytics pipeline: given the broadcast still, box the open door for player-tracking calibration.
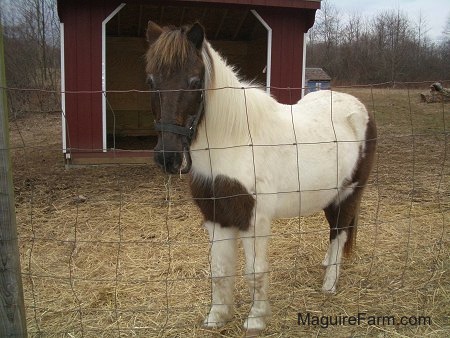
[103,4,269,151]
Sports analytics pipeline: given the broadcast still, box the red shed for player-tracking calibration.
[57,0,320,165]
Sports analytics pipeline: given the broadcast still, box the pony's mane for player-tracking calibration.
[195,41,279,147]
[145,25,198,74]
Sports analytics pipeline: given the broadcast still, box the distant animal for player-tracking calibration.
[145,21,377,333]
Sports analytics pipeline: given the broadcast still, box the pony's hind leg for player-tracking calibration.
[322,190,361,293]
[240,213,271,332]
[322,224,349,293]
[204,221,238,328]
[322,109,377,293]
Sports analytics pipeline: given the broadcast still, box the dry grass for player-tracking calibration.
[10,87,449,337]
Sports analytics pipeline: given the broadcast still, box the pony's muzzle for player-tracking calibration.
[154,144,191,174]
[154,149,180,174]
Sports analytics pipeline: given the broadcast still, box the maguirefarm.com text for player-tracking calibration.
[297,312,431,328]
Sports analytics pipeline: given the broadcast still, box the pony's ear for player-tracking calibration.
[146,21,163,43]
[187,22,204,49]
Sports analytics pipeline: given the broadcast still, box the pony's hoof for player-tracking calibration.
[203,307,232,328]
[203,317,227,329]
[245,328,262,337]
[322,282,337,293]
[243,317,266,333]
[322,270,338,293]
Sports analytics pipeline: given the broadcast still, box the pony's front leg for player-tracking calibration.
[240,215,271,332]
[204,221,238,328]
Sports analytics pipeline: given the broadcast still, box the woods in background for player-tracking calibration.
[1,0,60,113]
[307,1,450,85]
[1,0,449,115]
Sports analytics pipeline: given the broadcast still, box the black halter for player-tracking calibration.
[153,92,204,146]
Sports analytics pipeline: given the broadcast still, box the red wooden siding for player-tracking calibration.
[258,8,315,104]
[59,0,120,152]
[57,0,318,157]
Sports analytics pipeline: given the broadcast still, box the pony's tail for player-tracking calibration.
[344,214,358,256]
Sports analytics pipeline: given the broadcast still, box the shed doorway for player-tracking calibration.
[104,4,269,151]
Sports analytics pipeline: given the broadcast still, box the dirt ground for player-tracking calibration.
[9,87,449,337]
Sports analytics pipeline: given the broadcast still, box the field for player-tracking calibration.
[10,87,449,337]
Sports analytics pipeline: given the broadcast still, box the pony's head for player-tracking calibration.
[145,21,206,174]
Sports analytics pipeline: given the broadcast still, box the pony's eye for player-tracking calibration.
[146,74,155,89]
[188,76,201,89]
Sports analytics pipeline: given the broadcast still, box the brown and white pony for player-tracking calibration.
[145,21,377,333]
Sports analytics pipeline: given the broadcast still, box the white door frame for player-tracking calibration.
[60,22,67,156]
[102,3,126,152]
[251,10,272,94]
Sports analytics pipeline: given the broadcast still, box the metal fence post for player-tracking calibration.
[0,22,27,337]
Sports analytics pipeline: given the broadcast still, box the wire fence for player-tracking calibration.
[3,82,450,337]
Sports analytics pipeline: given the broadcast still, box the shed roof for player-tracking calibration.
[57,0,321,14]
[149,0,321,9]
[305,67,331,81]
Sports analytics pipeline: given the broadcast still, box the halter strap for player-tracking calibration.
[153,122,193,138]
[154,93,204,146]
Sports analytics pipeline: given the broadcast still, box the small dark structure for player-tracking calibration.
[57,0,320,165]
[305,67,331,93]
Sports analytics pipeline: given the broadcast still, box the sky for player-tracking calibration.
[328,0,449,41]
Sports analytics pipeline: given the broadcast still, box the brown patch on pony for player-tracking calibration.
[190,174,255,231]
[325,110,377,256]
[145,24,202,76]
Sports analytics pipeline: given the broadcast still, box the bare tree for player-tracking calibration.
[308,0,342,74]
[443,13,450,37]
[307,5,449,85]
[438,13,450,79]
[2,0,60,113]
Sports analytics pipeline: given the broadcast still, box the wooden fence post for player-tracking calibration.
[0,22,28,337]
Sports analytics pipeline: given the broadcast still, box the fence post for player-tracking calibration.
[0,22,28,337]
